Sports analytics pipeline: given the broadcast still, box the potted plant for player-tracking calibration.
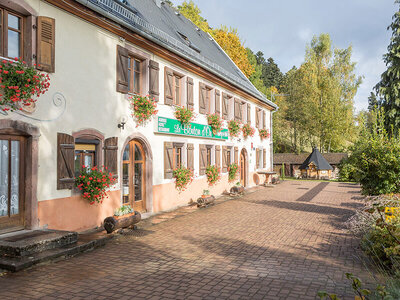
[207,113,223,135]
[173,166,194,191]
[103,205,141,234]
[228,163,239,182]
[0,57,50,112]
[259,128,270,140]
[202,189,210,198]
[129,94,158,127]
[75,166,116,205]
[228,120,241,138]
[197,189,215,208]
[206,165,221,186]
[174,106,195,127]
[242,123,255,139]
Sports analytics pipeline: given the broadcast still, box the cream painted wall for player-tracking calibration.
[4,1,274,211]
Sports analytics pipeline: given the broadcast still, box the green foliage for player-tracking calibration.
[177,1,212,34]
[207,113,223,135]
[130,94,158,127]
[227,119,241,138]
[206,165,220,186]
[228,163,239,182]
[241,123,255,139]
[173,167,194,191]
[174,105,195,126]
[114,205,133,217]
[338,156,358,182]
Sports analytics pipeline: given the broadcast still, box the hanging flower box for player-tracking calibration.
[228,163,239,182]
[129,94,158,127]
[206,165,221,186]
[0,57,50,112]
[228,120,241,138]
[242,123,255,139]
[174,106,195,127]
[259,128,270,139]
[207,113,223,135]
[173,166,194,191]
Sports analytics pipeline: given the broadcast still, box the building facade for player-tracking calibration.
[0,0,277,233]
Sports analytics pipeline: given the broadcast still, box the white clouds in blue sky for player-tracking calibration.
[171,0,396,111]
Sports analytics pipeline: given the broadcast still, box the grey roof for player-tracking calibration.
[75,0,277,109]
[299,148,333,171]
[274,152,347,165]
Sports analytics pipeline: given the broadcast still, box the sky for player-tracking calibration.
[171,0,396,112]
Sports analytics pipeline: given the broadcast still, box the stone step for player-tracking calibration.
[0,230,78,257]
[0,231,113,272]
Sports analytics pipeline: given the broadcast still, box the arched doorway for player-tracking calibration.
[240,149,248,187]
[122,140,146,212]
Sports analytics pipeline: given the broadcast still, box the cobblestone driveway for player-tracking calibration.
[0,181,372,299]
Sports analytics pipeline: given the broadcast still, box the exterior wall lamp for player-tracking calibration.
[118,115,128,130]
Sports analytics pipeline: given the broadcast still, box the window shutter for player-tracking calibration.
[57,133,74,190]
[164,142,173,179]
[164,67,174,105]
[199,145,206,175]
[222,146,228,173]
[199,83,206,114]
[263,110,266,129]
[37,16,55,73]
[247,103,251,124]
[234,146,238,164]
[149,60,160,102]
[187,143,194,170]
[234,99,239,121]
[116,45,129,93]
[256,149,260,170]
[215,90,221,115]
[187,77,194,110]
[222,93,228,120]
[215,145,221,169]
[263,149,266,169]
[256,108,260,129]
[104,137,118,180]
[238,101,243,123]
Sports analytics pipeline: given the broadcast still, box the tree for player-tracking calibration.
[368,92,380,112]
[247,48,267,95]
[263,57,283,89]
[376,1,400,137]
[177,1,212,34]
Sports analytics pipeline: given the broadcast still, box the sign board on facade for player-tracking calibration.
[156,117,229,140]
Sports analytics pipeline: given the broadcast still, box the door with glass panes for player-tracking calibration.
[0,135,25,232]
[122,140,146,212]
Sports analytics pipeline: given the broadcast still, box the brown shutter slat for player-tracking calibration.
[215,89,221,115]
[37,16,55,73]
[247,103,251,124]
[234,146,238,164]
[164,142,173,179]
[234,99,238,121]
[255,108,260,129]
[263,149,266,169]
[256,149,260,170]
[187,143,194,170]
[24,16,34,65]
[240,101,244,123]
[199,83,206,114]
[116,45,129,93]
[222,146,227,173]
[187,77,194,110]
[215,145,221,169]
[164,67,174,105]
[57,133,74,190]
[199,145,206,175]
[149,60,160,101]
[263,110,266,129]
[222,93,228,120]
[104,137,118,181]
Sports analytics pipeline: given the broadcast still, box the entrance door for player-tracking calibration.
[240,151,246,187]
[122,140,146,212]
[0,135,25,232]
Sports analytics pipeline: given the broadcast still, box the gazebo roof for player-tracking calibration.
[299,147,333,171]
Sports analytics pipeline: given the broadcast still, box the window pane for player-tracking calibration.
[84,154,93,169]
[133,72,140,93]
[0,140,9,217]
[7,30,20,58]
[123,144,130,161]
[134,163,142,201]
[8,14,20,30]
[10,141,19,215]
[134,145,142,161]
[122,163,130,205]
[74,153,81,177]
[133,59,140,72]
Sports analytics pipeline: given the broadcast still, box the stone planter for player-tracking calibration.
[197,195,215,208]
[230,185,244,195]
[103,211,141,234]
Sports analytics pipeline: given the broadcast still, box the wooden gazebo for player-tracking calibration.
[299,147,333,179]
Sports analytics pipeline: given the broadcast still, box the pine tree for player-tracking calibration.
[376,1,400,136]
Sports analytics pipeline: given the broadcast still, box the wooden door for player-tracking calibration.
[122,140,146,212]
[240,151,246,187]
[0,135,25,232]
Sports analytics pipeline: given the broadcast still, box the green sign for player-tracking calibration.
[157,117,228,140]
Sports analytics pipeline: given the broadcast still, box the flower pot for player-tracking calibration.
[230,186,244,195]
[197,195,215,208]
[103,211,141,234]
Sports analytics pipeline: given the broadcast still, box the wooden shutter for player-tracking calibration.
[256,149,260,170]
[263,110,266,129]
[149,60,160,101]
[199,83,206,114]
[215,90,221,115]
[116,45,129,93]
[234,99,239,121]
[187,77,194,110]
[222,93,228,120]
[187,143,194,170]
[104,137,118,180]
[234,146,238,164]
[199,144,207,175]
[222,146,228,173]
[164,67,174,105]
[263,149,266,168]
[215,145,221,169]
[37,16,55,73]
[247,103,251,124]
[256,108,260,129]
[164,142,173,179]
[57,133,74,190]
